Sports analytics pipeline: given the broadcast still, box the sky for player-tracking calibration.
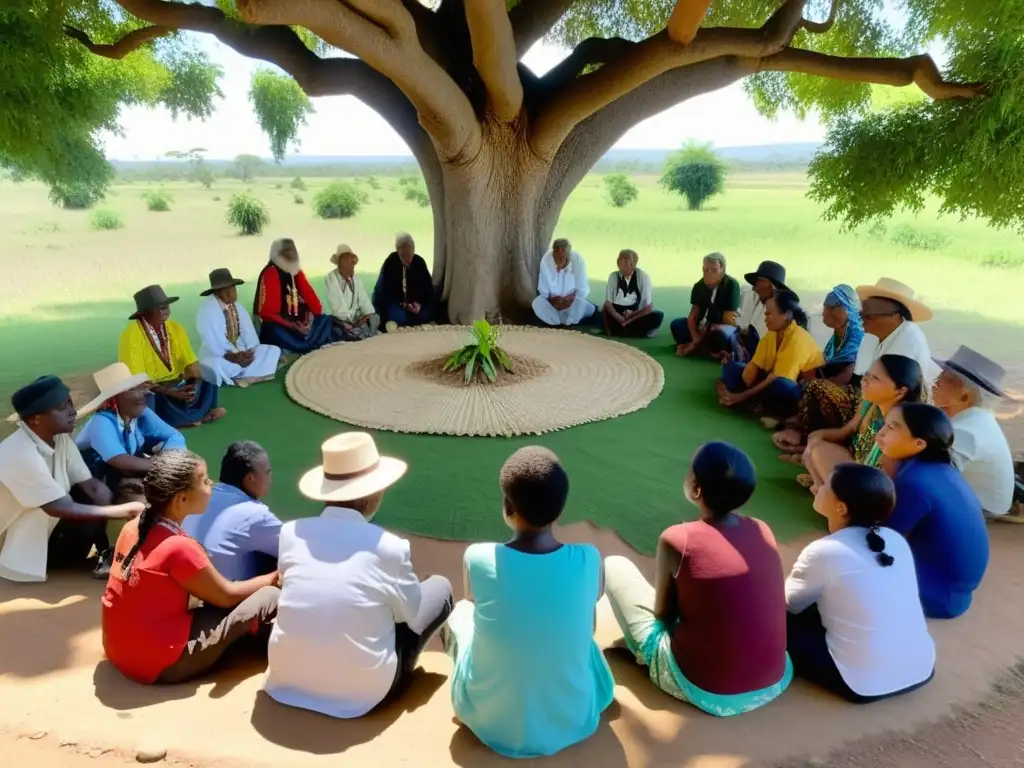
[101,36,826,161]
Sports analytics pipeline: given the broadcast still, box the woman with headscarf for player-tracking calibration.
[773,285,865,456]
[533,238,597,327]
[254,238,336,353]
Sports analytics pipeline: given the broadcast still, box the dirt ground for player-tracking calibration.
[1,522,1023,768]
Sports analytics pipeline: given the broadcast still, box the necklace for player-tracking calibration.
[140,319,171,371]
[223,302,241,347]
[285,273,300,317]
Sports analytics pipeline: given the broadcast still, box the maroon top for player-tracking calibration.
[661,517,787,695]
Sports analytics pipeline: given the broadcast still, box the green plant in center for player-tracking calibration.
[443,321,514,384]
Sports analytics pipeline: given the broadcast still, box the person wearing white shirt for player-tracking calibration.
[0,376,143,582]
[532,238,597,327]
[602,249,663,337]
[196,268,281,387]
[264,432,452,718]
[786,463,935,703]
[854,278,940,386]
[324,244,380,340]
[932,346,1016,517]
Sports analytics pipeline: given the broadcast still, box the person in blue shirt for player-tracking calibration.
[182,441,281,581]
[440,446,614,758]
[874,402,990,619]
[75,363,186,491]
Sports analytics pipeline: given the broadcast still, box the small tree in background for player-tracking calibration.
[660,142,728,211]
[604,173,639,208]
[49,181,105,209]
[231,154,264,182]
[313,181,363,219]
[166,147,213,188]
[404,183,430,208]
[227,193,269,235]
[290,176,307,191]
[144,190,172,211]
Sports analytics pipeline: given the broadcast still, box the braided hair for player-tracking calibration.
[118,450,203,577]
[830,463,897,567]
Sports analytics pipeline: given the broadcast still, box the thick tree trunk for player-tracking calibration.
[425,121,559,324]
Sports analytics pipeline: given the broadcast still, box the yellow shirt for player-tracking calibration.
[751,323,824,382]
[118,319,198,383]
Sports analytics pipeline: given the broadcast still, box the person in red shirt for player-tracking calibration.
[102,450,279,685]
[604,442,792,716]
[254,238,339,354]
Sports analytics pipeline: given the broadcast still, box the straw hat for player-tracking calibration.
[298,432,407,502]
[856,278,933,322]
[329,244,355,266]
[77,363,151,416]
[935,345,1014,400]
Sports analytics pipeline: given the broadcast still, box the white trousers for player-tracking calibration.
[532,295,596,326]
[200,344,281,386]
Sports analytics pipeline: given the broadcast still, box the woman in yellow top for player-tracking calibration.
[719,290,824,418]
[118,285,226,429]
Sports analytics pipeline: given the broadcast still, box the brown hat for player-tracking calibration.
[200,268,245,296]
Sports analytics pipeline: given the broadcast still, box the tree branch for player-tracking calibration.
[63,24,173,59]
[225,0,478,158]
[509,0,574,56]
[759,48,987,100]
[539,36,633,91]
[761,0,810,50]
[465,0,523,120]
[666,0,713,45]
[800,0,840,35]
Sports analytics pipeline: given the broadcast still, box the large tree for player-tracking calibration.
[2,0,1017,321]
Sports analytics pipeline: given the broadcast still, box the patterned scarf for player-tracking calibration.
[140,318,171,371]
[223,302,241,348]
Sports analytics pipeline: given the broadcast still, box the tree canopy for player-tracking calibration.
[1,0,1019,232]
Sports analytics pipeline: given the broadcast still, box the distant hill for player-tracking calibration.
[110,142,821,180]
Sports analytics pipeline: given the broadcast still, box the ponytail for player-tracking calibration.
[119,449,203,577]
[866,525,895,567]
[772,290,809,330]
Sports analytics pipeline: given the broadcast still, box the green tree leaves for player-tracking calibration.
[249,69,313,162]
[659,141,727,210]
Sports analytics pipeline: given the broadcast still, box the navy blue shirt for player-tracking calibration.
[887,458,989,619]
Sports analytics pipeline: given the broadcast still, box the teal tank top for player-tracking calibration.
[450,542,615,758]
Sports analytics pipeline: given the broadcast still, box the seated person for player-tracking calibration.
[875,403,989,619]
[254,238,337,353]
[118,285,225,428]
[773,285,865,454]
[75,362,186,491]
[374,233,435,329]
[932,346,1016,518]
[719,291,823,418]
[724,260,790,362]
[264,432,452,718]
[602,249,664,337]
[102,450,280,684]
[786,463,935,703]
[324,244,380,340]
[183,441,281,581]
[532,238,597,327]
[443,446,613,757]
[672,252,741,356]
[801,355,923,492]
[604,442,791,716]
[196,268,281,387]
[0,376,143,583]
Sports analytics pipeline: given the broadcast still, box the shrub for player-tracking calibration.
[981,250,1024,269]
[398,175,419,188]
[604,173,639,208]
[888,224,949,251]
[659,141,727,210]
[90,209,124,230]
[274,183,283,189]
[196,166,215,189]
[49,182,105,209]
[443,321,514,384]
[212,195,222,201]
[291,176,307,191]
[144,190,172,212]
[404,184,430,208]
[293,194,304,204]
[366,175,381,190]
[313,181,363,219]
[227,193,270,235]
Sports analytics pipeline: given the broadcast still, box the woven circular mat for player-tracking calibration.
[285,326,665,437]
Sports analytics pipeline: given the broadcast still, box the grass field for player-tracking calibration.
[1,172,1021,551]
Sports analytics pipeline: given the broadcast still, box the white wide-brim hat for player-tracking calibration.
[329,244,354,265]
[299,431,407,502]
[77,362,150,417]
[856,277,933,322]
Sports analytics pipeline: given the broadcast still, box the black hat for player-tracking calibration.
[744,261,790,292]
[200,268,245,297]
[130,285,179,320]
[9,375,70,422]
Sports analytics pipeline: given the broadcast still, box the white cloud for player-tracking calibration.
[101,38,824,160]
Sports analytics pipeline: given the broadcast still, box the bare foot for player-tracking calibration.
[796,473,814,488]
[201,407,227,424]
[772,429,803,451]
[777,453,805,466]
